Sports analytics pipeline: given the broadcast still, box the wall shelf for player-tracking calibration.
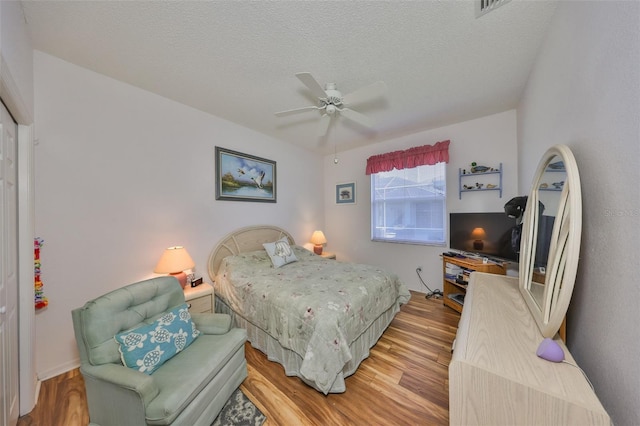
[459,163,503,199]
[538,164,565,191]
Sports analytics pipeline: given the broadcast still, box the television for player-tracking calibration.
[449,212,519,262]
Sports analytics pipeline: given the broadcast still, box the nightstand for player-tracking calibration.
[183,282,214,313]
[321,252,336,260]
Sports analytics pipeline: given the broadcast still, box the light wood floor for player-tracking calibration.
[18,291,460,426]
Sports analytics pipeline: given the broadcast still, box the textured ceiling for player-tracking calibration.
[21,0,557,154]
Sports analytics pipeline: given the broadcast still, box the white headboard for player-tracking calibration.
[207,225,295,280]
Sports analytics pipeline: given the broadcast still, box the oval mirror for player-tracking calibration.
[519,145,582,338]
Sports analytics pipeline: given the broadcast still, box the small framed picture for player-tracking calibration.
[336,182,356,204]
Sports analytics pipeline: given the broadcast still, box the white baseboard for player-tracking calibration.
[18,374,40,417]
[37,358,81,382]
[34,379,41,407]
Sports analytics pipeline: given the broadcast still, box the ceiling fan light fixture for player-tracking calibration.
[276,72,386,138]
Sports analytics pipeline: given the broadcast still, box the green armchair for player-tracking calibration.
[71,277,247,426]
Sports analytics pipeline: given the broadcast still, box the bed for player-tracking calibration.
[207,225,411,394]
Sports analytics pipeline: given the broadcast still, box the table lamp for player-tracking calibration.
[471,227,486,250]
[310,230,327,255]
[154,246,195,288]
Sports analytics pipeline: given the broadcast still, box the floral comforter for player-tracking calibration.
[214,246,410,394]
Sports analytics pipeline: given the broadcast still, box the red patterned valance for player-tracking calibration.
[365,140,450,175]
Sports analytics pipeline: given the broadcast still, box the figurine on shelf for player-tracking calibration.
[463,184,475,190]
[486,183,498,189]
[548,161,565,170]
[552,181,565,189]
[540,183,549,189]
[470,162,496,173]
[475,182,484,189]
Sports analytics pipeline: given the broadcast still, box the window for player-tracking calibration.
[366,140,449,246]
[371,163,446,245]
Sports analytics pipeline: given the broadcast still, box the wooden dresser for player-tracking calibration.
[449,272,610,425]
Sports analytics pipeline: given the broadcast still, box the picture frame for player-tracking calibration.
[336,182,356,204]
[215,146,276,202]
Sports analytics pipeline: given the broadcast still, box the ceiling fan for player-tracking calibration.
[275,72,387,138]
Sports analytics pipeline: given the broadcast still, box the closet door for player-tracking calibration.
[0,101,19,426]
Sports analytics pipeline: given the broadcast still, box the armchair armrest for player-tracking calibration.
[191,313,232,334]
[82,363,159,403]
[80,363,159,425]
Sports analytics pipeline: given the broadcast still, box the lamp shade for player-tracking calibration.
[471,227,486,239]
[154,246,195,274]
[310,231,327,245]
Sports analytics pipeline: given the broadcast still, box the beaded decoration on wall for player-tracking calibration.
[34,237,49,309]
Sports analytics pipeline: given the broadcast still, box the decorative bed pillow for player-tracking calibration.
[263,237,298,268]
[114,303,200,374]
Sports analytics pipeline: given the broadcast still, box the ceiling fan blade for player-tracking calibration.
[342,81,387,105]
[296,72,328,99]
[340,107,374,128]
[275,105,320,116]
[316,114,331,138]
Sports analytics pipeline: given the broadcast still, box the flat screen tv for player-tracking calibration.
[449,212,519,262]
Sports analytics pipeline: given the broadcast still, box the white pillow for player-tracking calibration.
[263,237,298,268]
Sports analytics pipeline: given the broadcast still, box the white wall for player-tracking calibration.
[324,110,518,293]
[0,0,34,122]
[33,51,324,379]
[517,2,639,425]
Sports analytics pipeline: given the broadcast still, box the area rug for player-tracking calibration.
[212,388,266,426]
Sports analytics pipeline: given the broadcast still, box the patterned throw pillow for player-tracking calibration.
[263,237,298,268]
[114,303,200,374]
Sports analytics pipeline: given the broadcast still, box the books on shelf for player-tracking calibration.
[447,262,474,286]
[446,263,464,282]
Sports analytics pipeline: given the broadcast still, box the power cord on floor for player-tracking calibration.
[416,267,443,299]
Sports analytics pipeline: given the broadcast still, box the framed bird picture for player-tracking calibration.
[215,147,276,202]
